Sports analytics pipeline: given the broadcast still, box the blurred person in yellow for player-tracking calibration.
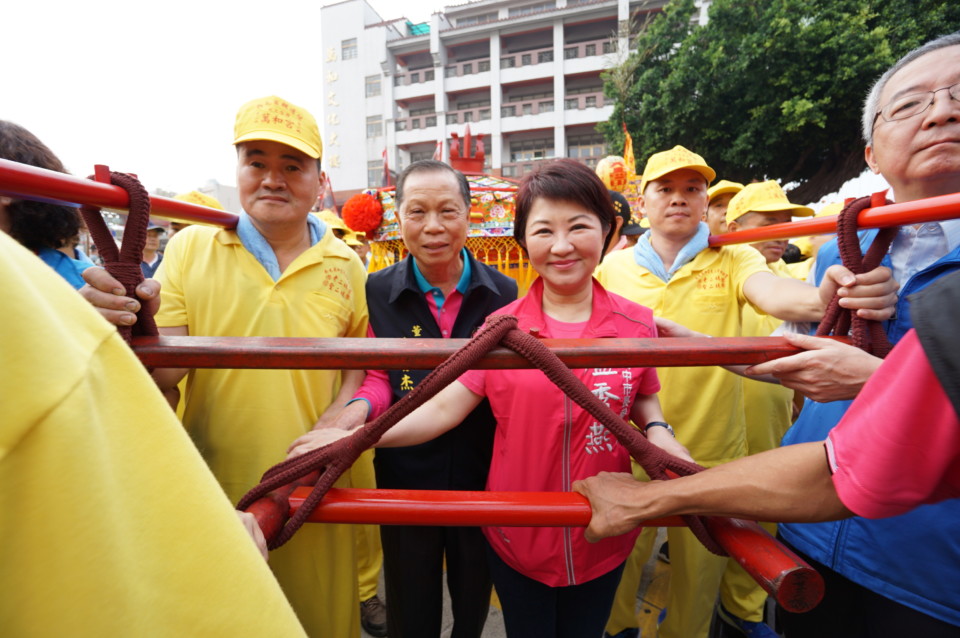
[704,179,744,235]
[0,229,308,637]
[791,201,843,280]
[714,180,813,633]
[80,95,369,637]
[317,207,350,238]
[169,190,225,236]
[596,146,897,638]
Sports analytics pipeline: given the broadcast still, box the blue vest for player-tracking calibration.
[781,230,960,625]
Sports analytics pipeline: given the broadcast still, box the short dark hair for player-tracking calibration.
[395,160,471,210]
[514,159,617,256]
[0,120,81,252]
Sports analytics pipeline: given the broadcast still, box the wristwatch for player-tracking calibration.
[644,421,675,437]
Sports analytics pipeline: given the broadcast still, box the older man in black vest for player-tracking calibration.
[308,160,517,638]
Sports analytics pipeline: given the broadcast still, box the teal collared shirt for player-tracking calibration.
[411,247,471,309]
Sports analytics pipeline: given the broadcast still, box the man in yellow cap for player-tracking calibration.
[714,180,813,634]
[170,190,225,237]
[596,146,897,638]
[704,179,744,235]
[82,95,369,637]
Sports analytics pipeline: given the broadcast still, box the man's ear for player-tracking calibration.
[864,145,880,174]
[727,220,740,233]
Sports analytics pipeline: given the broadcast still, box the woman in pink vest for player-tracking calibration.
[293,159,691,636]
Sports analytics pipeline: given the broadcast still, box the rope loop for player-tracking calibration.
[238,314,726,555]
[78,171,158,344]
[814,191,896,357]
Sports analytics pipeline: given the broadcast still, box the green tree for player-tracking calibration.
[601,0,960,203]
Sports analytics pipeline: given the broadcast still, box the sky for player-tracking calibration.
[2,0,440,195]
[2,0,886,205]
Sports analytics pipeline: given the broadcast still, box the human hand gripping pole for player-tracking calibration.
[238,314,824,611]
[77,166,158,344]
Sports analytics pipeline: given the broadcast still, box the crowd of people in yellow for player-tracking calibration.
[2,31,959,638]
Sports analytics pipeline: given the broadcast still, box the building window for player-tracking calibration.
[478,59,491,72]
[366,116,383,138]
[501,56,516,69]
[585,95,597,108]
[564,47,579,60]
[367,160,383,186]
[539,100,554,113]
[411,150,434,162]
[456,12,498,27]
[462,62,473,75]
[501,105,516,117]
[567,134,606,161]
[342,38,357,60]
[365,75,381,97]
[565,97,580,110]
[447,113,459,124]
[521,53,532,66]
[510,139,554,162]
[508,2,556,17]
[425,69,435,81]
[585,43,596,57]
[538,50,553,64]
[395,120,408,131]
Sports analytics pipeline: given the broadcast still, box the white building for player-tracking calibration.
[320,0,684,196]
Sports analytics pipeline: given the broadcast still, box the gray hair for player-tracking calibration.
[862,31,960,145]
[395,159,471,210]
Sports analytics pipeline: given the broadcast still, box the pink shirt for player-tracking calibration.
[459,277,660,587]
[827,329,960,519]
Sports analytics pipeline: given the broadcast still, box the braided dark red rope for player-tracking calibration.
[238,315,725,555]
[78,171,158,344]
[815,192,897,357]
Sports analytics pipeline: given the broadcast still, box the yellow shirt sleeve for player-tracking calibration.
[0,232,306,637]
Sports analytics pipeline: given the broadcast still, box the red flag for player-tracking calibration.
[382,148,392,187]
[432,140,442,161]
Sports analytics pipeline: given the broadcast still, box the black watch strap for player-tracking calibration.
[644,421,675,436]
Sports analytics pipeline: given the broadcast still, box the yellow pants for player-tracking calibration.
[351,449,383,601]
[718,521,778,621]
[606,525,728,638]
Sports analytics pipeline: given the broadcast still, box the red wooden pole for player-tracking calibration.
[709,191,960,246]
[133,335,846,370]
[284,488,823,613]
[0,159,238,227]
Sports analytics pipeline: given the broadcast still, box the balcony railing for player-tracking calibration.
[444,57,492,78]
[500,98,555,118]
[445,106,492,125]
[393,68,436,86]
[562,38,615,60]
[394,114,439,131]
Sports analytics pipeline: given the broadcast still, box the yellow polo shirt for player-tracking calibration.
[739,259,798,454]
[596,244,769,466]
[156,224,369,637]
[0,232,306,637]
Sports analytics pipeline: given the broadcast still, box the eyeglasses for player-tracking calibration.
[873,82,960,128]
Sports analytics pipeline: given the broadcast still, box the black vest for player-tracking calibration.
[367,252,518,490]
[911,270,960,419]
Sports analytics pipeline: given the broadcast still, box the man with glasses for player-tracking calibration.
[710,33,959,636]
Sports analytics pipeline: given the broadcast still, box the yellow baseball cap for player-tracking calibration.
[234,96,323,160]
[174,190,224,210]
[639,145,716,194]
[316,208,349,232]
[342,231,363,247]
[707,180,744,203]
[725,180,814,226]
